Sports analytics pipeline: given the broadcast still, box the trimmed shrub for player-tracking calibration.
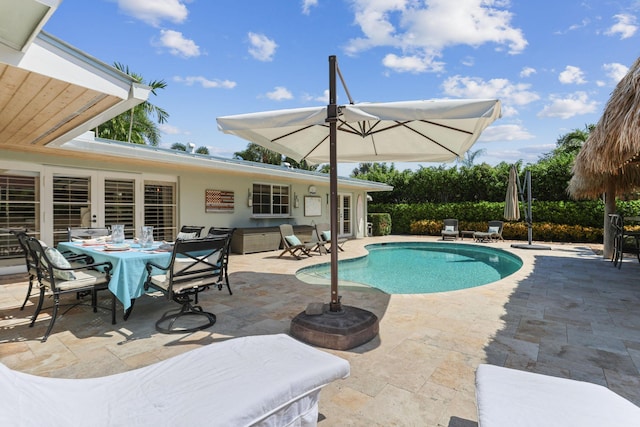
[368,213,392,236]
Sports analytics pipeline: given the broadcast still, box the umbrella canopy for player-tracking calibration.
[217,99,501,165]
[504,165,520,221]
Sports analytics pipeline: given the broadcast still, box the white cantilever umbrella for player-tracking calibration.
[217,99,501,165]
[217,56,501,348]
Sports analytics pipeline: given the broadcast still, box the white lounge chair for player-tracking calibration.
[0,334,350,427]
[475,364,640,427]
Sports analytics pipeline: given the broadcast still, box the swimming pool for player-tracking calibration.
[296,242,523,294]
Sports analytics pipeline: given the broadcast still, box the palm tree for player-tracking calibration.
[94,63,168,145]
[458,148,486,167]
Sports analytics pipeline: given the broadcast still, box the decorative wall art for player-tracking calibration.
[205,189,234,213]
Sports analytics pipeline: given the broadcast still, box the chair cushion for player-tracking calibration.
[150,274,220,293]
[321,231,331,241]
[55,270,108,291]
[488,226,500,233]
[44,247,76,280]
[285,235,302,246]
[445,225,454,231]
[177,232,197,240]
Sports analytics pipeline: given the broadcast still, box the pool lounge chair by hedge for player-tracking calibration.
[0,334,350,427]
[475,364,640,427]
[279,224,318,259]
[474,221,504,243]
[441,219,460,241]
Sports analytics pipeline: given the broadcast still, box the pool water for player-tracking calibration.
[297,242,523,294]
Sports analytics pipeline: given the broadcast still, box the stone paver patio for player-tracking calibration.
[1,235,639,426]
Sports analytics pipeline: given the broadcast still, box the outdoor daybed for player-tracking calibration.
[475,364,640,426]
[0,334,350,427]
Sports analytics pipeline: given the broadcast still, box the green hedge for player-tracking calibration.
[368,200,640,243]
[367,213,392,236]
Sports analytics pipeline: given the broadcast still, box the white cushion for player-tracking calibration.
[475,364,640,427]
[177,231,197,240]
[0,334,350,427]
[444,225,454,232]
[54,270,108,291]
[285,235,302,246]
[488,226,500,234]
[44,247,76,280]
[321,231,331,241]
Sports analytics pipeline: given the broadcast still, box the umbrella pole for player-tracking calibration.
[526,170,532,245]
[328,55,341,312]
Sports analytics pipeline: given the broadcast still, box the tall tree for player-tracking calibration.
[94,63,168,145]
[458,148,486,167]
[233,143,282,164]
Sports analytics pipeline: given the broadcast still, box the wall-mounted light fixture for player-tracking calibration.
[247,188,253,207]
[308,185,317,194]
[294,193,300,208]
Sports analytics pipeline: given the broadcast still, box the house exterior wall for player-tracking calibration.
[0,148,371,271]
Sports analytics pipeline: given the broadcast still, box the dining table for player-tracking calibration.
[57,240,172,314]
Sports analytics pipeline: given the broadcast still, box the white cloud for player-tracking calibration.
[266,86,293,101]
[157,30,200,57]
[442,75,539,117]
[479,124,535,142]
[117,0,188,27]
[558,65,586,84]
[382,53,444,73]
[302,89,330,104]
[248,32,277,61]
[603,62,629,84]
[302,0,318,15]
[520,67,536,78]
[537,92,598,119]
[345,0,527,73]
[605,14,638,39]
[159,123,181,135]
[173,76,237,89]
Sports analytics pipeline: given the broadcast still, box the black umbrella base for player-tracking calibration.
[290,304,379,350]
[511,243,552,250]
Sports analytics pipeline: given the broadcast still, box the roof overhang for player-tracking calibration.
[0,0,59,52]
[0,23,151,152]
[63,133,394,192]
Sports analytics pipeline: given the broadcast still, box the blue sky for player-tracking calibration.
[45,0,640,174]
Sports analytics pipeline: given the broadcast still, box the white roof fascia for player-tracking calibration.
[62,134,393,192]
[0,31,141,98]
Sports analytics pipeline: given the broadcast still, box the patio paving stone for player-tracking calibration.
[1,235,640,425]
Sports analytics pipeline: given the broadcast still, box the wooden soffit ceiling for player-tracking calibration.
[0,63,121,152]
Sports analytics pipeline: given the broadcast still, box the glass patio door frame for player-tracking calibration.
[338,192,352,237]
[40,166,143,244]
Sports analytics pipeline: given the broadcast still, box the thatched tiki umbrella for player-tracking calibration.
[569,56,640,258]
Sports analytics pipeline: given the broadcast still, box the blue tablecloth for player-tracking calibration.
[58,241,172,311]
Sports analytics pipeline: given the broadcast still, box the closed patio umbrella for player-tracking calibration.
[217,56,501,349]
[504,165,520,221]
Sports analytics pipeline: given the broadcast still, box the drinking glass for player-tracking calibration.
[141,226,154,248]
[111,225,125,244]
